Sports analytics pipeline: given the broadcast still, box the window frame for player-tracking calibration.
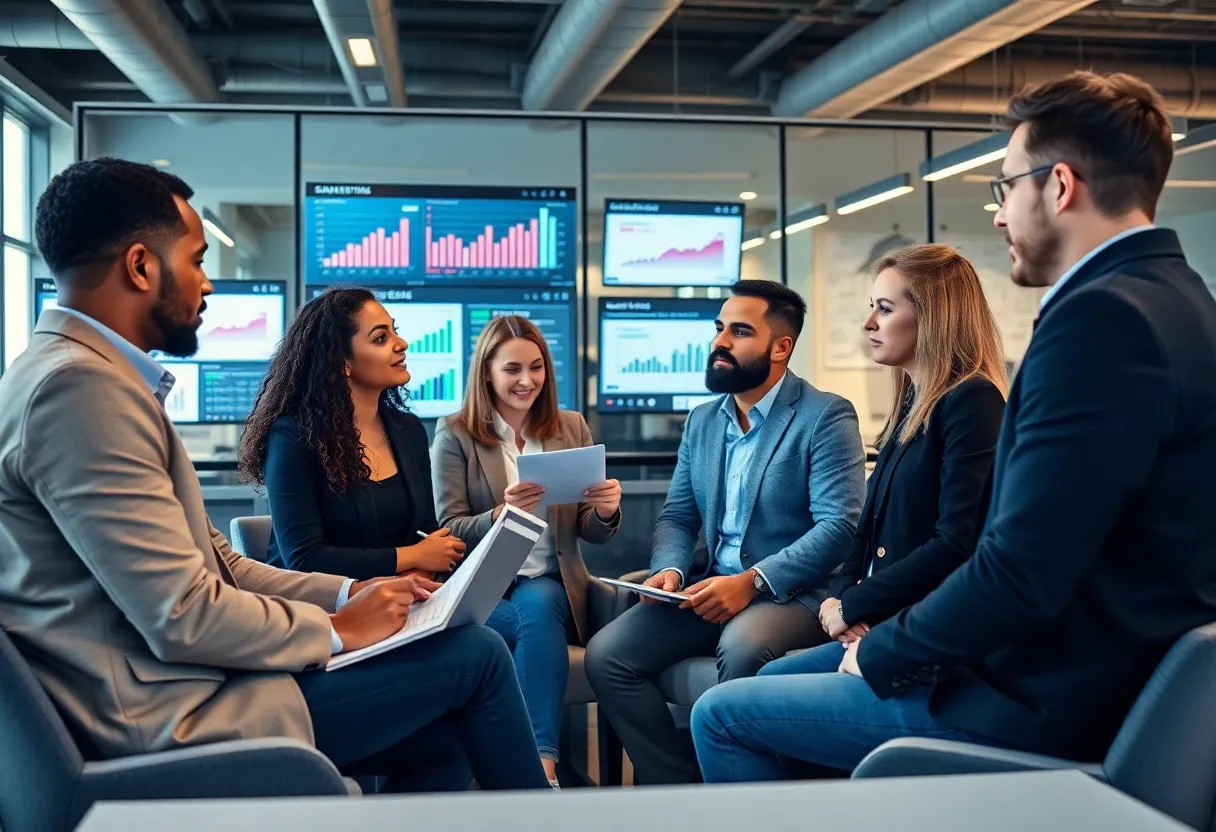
[1,106,48,371]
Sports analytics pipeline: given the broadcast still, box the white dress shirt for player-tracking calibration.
[56,307,354,654]
[493,410,559,579]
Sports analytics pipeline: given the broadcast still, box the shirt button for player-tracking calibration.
[876,546,886,558]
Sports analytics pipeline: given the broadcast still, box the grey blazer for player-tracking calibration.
[651,371,866,611]
[0,311,346,758]
[430,410,621,643]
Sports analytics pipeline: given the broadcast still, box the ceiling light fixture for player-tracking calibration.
[741,235,766,251]
[1171,115,1188,142]
[738,191,758,201]
[347,37,378,68]
[784,203,829,235]
[836,173,914,216]
[920,133,1009,182]
[151,158,171,168]
[983,202,999,212]
[201,208,235,248]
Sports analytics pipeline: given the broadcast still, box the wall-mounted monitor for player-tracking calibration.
[597,297,722,413]
[304,184,577,289]
[306,285,577,420]
[602,199,744,288]
[34,279,288,425]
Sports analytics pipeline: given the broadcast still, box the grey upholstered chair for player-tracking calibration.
[230,514,627,786]
[853,621,1216,832]
[0,624,353,832]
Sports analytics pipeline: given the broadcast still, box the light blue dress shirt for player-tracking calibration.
[55,307,353,654]
[713,372,784,584]
[1038,225,1155,311]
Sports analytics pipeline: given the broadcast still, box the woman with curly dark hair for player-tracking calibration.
[239,286,466,580]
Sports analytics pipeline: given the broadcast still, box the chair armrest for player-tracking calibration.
[852,738,1107,781]
[74,738,351,813]
[585,576,622,637]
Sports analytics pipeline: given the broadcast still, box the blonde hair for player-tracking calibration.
[455,315,561,447]
[874,243,1009,447]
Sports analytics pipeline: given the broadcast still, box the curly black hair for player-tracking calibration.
[35,157,194,286]
[238,287,409,495]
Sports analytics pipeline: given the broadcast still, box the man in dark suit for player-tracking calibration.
[691,71,1216,779]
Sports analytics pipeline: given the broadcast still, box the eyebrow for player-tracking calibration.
[875,296,893,305]
[367,324,389,336]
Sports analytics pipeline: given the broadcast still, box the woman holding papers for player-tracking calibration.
[239,287,468,580]
[432,315,622,787]
[690,243,1008,781]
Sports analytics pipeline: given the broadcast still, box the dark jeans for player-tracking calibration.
[485,573,571,762]
[585,597,825,785]
[294,624,549,792]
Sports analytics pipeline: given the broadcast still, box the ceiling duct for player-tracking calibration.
[772,0,1096,118]
[522,0,684,111]
[48,0,220,109]
[311,0,406,107]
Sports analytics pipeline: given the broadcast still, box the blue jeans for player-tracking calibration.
[294,624,548,792]
[485,573,571,762]
[690,641,978,782]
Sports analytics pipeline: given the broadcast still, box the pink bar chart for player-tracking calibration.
[320,218,411,269]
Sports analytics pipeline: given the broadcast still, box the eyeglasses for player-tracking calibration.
[989,163,1082,207]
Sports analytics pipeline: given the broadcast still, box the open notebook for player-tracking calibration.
[327,505,546,671]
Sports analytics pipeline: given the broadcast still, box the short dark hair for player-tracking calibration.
[1004,71,1173,220]
[35,157,195,284]
[730,279,807,341]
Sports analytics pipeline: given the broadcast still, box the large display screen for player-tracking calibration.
[305,184,577,289]
[306,285,577,420]
[34,279,287,425]
[602,199,744,288]
[597,297,722,413]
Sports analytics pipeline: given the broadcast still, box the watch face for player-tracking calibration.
[753,573,765,591]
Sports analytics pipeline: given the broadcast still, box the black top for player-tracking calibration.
[829,377,1005,627]
[262,404,440,580]
[368,472,415,550]
[857,228,1216,761]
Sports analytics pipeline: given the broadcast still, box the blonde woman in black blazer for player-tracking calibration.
[431,315,621,787]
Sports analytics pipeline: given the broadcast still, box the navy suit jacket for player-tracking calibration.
[859,228,1216,760]
[650,371,866,610]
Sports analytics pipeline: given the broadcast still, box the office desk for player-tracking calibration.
[77,770,1189,832]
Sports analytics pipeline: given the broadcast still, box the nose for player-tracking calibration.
[201,276,214,296]
[396,337,408,353]
[863,309,878,331]
[993,204,1007,229]
[711,331,730,351]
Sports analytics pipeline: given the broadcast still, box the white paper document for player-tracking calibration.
[516,443,607,513]
[326,506,546,671]
[599,577,689,604]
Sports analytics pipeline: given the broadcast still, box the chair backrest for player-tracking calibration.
[230,515,273,563]
[0,627,85,832]
[1103,621,1216,831]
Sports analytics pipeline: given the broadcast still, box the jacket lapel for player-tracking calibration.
[475,435,510,500]
[870,434,915,529]
[703,398,729,554]
[738,374,799,535]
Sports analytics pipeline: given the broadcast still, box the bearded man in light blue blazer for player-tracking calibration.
[586,279,866,786]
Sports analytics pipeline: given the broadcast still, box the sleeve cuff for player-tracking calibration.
[335,578,355,611]
[330,623,344,655]
[752,566,774,596]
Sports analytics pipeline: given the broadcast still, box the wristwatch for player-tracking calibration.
[752,570,771,596]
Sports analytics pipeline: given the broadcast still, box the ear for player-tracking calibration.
[771,334,795,363]
[124,244,155,292]
[1051,163,1081,215]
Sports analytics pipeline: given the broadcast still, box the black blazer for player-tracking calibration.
[263,406,439,580]
[829,377,1005,627]
[858,228,1216,761]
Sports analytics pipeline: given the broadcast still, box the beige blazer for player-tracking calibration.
[430,410,620,643]
[0,311,347,758]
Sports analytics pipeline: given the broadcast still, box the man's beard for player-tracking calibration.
[1009,203,1063,288]
[151,263,204,358]
[704,347,772,395]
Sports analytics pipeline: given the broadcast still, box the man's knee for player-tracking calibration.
[584,618,637,689]
[715,627,778,682]
[447,624,514,674]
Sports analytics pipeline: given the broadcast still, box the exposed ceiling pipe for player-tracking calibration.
[181,0,213,29]
[772,0,1097,118]
[521,0,685,111]
[310,0,367,105]
[0,2,110,50]
[368,0,407,107]
[726,15,815,80]
[48,0,220,112]
[890,57,1216,119]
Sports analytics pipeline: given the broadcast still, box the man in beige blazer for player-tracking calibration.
[0,158,547,791]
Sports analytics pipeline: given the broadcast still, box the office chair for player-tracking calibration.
[0,624,354,832]
[853,621,1216,832]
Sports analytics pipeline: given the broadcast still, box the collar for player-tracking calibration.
[720,369,787,428]
[1039,225,1155,311]
[53,306,175,398]
[492,409,530,445]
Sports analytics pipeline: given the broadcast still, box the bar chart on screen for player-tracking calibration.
[383,301,464,419]
[308,197,421,284]
[160,362,201,423]
[424,198,570,281]
[600,318,713,395]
